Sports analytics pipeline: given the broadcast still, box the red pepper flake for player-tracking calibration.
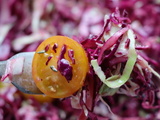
[53,43,58,53]
[45,44,50,52]
[46,56,52,65]
[68,49,75,64]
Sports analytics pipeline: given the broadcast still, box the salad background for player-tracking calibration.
[0,0,160,120]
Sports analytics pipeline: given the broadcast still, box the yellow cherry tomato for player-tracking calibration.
[22,93,53,103]
[32,36,89,98]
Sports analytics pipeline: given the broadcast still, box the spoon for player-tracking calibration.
[0,52,43,94]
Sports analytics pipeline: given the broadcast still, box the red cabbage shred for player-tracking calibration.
[57,44,73,81]
[52,43,58,53]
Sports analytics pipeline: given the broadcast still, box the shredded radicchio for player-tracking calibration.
[53,43,58,53]
[74,8,160,120]
[68,49,75,64]
[57,45,73,81]
[46,56,52,65]
[44,44,50,52]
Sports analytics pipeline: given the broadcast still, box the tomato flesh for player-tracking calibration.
[22,93,53,103]
[32,36,89,98]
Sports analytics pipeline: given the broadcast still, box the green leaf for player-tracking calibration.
[99,84,118,96]
[91,29,137,89]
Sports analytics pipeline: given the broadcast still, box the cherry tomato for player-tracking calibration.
[22,93,53,103]
[32,36,89,98]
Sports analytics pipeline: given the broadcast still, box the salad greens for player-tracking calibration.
[91,29,137,88]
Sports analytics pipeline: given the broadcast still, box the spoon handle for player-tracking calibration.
[0,61,6,77]
[0,52,43,94]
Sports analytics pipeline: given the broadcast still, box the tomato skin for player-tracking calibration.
[32,36,89,98]
[22,93,53,103]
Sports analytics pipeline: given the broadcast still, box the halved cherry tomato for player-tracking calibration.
[22,93,53,103]
[32,36,89,98]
